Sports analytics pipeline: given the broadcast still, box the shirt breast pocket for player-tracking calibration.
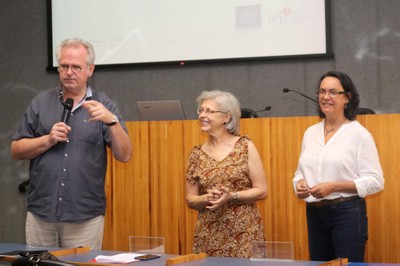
[77,120,102,145]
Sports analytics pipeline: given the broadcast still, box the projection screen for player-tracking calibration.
[47,0,332,68]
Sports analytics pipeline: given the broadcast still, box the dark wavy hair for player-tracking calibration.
[316,71,360,120]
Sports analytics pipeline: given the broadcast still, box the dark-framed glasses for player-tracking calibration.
[197,108,227,115]
[58,64,84,74]
[318,89,346,98]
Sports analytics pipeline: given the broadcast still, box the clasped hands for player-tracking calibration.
[206,185,233,210]
[296,179,334,199]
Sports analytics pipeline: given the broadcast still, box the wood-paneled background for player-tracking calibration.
[102,114,399,263]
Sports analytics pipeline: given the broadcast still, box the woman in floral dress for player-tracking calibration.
[186,90,268,258]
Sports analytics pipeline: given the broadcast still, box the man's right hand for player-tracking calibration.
[48,122,71,145]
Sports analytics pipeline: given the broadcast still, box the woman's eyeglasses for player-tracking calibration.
[317,89,346,98]
[197,108,226,115]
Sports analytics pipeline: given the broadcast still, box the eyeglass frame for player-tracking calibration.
[197,107,227,115]
[58,64,85,74]
[317,89,347,98]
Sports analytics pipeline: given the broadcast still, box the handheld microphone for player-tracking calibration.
[283,88,318,104]
[61,98,74,124]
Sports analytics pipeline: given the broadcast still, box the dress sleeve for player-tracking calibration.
[185,145,200,185]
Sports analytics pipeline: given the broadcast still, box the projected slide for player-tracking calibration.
[49,0,330,67]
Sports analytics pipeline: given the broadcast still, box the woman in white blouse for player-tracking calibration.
[293,71,384,262]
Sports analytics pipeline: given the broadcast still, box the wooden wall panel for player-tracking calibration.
[240,118,272,242]
[103,114,399,263]
[362,115,400,263]
[267,116,320,259]
[148,121,185,254]
[103,122,151,251]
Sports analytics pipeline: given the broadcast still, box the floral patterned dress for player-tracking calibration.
[186,136,265,258]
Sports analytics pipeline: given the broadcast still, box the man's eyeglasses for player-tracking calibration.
[58,64,84,74]
[317,89,347,98]
[197,108,227,115]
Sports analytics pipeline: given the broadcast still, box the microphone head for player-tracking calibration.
[64,98,74,110]
[241,108,258,118]
[254,106,272,113]
[283,88,290,93]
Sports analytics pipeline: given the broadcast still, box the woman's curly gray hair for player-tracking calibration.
[196,90,241,136]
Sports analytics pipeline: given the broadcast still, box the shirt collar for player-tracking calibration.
[59,86,93,112]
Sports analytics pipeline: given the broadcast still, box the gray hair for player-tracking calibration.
[55,37,95,66]
[196,90,241,135]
